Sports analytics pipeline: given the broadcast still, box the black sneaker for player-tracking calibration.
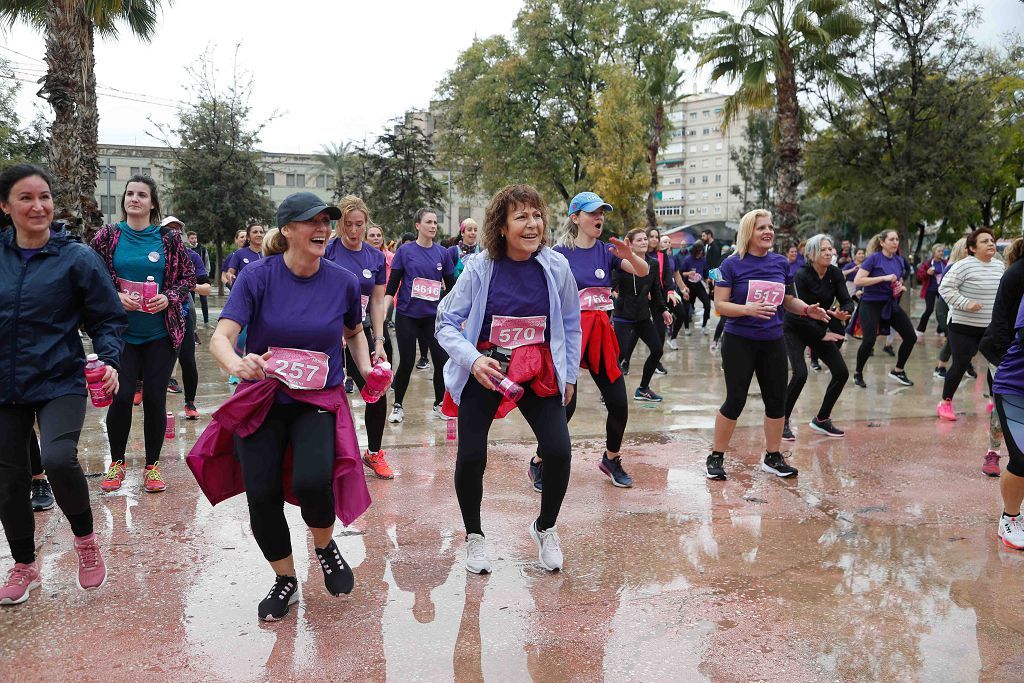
[808,417,845,437]
[30,479,54,512]
[654,364,668,375]
[888,369,913,386]
[810,360,821,372]
[853,373,867,388]
[634,386,662,402]
[166,378,182,394]
[416,357,429,370]
[258,575,298,621]
[883,345,895,357]
[706,453,727,480]
[782,420,796,441]
[529,457,543,493]
[315,539,354,596]
[762,451,798,477]
[599,452,633,488]
[933,366,947,380]
[344,377,354,394]
[966,364,977,379]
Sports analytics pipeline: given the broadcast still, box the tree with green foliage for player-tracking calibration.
[363,123,446,237]
[729,110,776,216]
[584,66,649,233]
[151,52,274,294]
[315,141,373,201]
[0,57,47,168]
[698,0,861,239]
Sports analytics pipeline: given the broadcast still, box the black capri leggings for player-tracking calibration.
[855,300,917,373]
[784,328,849,421]
[942,323,986,401]
[565,356,628,453]
[455,376,571,535]
[107,337,178,466]
[678,282,711,333]
[234,402,336,562]
[345,325,392,453]
[719,332,788,420]
[393,313,448,406]
[614,318,662,388]
[0,395,93,565]
[917,289,938,332]
[178,307,199,403]
[995,394,1024,478]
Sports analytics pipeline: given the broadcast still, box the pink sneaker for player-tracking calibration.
[987,400,995,414]
[983,451,1001,477]
[936,400,957,421]
[0,562,40,605]
[74,533,107,590]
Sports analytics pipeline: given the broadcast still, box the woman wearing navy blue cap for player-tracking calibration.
[528,191,649,491]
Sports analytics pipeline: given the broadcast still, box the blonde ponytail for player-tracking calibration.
[557,216,579,249]
[262,227,288,256]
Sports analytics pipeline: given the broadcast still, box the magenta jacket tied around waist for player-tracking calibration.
[186,378,371,526]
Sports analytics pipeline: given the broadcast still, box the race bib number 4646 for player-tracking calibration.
[745,280,786,306]
[266,347,329,390]
[579,286,614,311]
[411,277,442,302]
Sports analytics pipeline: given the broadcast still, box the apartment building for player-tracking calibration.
[654,92,749,231]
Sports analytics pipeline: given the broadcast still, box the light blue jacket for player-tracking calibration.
[435,247,582,404]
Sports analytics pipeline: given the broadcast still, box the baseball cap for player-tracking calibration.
[568,191,613,215]
[276,192,341,228]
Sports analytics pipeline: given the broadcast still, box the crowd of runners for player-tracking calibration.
[3,161,1023,621]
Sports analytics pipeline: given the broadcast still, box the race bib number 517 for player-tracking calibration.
[745,280,785,306]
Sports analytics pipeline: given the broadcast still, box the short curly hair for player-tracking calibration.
[482,184,550,259]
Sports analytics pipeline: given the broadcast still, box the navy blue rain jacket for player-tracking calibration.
[1,226,128,404]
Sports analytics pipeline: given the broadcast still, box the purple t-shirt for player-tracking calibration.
[859,252,904,301]
[994,296,1024,397]
[325,239,387,300]
[554,241,622,289]
[718,252,792,341]
[186,247,208,279]
[479,255,551,343]
[19,247,43,262]
[225,247,262,275]
[220,255,361,390]
[928,260,946,292]
[675,254,708,280]
[391,242,454,319]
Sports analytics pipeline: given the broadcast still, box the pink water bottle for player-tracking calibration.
[447,418,457,441]
[142,276,158,313]
[360,361,394,404]
[84,354,111,408]
[165,412,175,439]
[490,373,524,402]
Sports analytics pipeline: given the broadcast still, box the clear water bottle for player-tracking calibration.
[142,276,158,313]
[708,267,723,283]
[84,354,111,408]
[360,361,393,404]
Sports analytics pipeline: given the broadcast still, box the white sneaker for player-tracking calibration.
[999,514,1024,549]
[529,521,563,571]
[702,326,710,335]
[432,404,454,421]
[709,341,719,353]
[388,404,404,424]
[667,338,678,350]
[684,328,692,336]
[465,533,492,574]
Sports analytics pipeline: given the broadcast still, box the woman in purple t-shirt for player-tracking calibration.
[852,230,917,388]
[208,192,374,622]
[706,209,830,482]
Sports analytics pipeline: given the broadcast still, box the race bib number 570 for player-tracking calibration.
[266,347,329,390]
[746,280,785,306]
[489,315,547,349]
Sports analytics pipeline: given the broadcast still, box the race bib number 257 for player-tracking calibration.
[266,347,329,390]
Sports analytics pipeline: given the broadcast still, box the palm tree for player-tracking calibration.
[0,0,162,236]
[698,0,860,239]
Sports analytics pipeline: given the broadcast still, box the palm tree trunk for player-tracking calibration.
[77,26,104,239]
[645,102,664,228]
[773,47,802,242]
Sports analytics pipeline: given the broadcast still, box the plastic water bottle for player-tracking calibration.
[142,276,158,313]
[490,373,524,402]
[360,361,393,404]
[708,267,723,283]
[165,412,175,439]
[446,418,457,441]
[84,354,111,408]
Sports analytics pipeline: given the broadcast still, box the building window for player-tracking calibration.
[689,112,697,120]
[702,159,710,168]
[716,158,723,167]
[99,165,116,180]
[702,192,709,200]
[99,195,118,216]
[714,206,722,215]
[689,145,697,153]
[688,208,696,216]
[286,173,305,188]
[129,166,151,177]
[701,207,709,215]
[265,172,275,186]
[689,177,696,185]
[702,128,710,135]
[315,174,334,189]
[688,130,696,136]
[715,174,722,182]
[459,206,472,222]
[701,175,708,183]
[714,107,723,114]
[715,142,723,150]
[715,191,723,199]
[688,193,696,201]
[689,162,697,169]
[702,144,709,152]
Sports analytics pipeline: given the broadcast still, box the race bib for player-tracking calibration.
[746,280,786,307]
[411,277,442,302]
[360,294,370,320]
[266,347,329,390]
[687,272,702,283]
[116,278,146,304]
[579,286,614,312]
[489,315,547,349]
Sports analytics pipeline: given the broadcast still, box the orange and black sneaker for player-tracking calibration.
[362,449,394,480]
[133,381,143,406]
[184,402,200,420]
[143,462,166,493]
[100,461,126,492]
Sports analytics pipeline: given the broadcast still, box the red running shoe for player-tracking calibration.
[100,461,126,493]
[74,533,107,590]
[0,562,40,605]
[184,402,200,420]
[983,451,1001,477]
[143,462,166,493]
[362,449,394,479]
[133,381,143,406]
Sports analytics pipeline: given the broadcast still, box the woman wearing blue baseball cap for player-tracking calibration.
[527,191,649,491]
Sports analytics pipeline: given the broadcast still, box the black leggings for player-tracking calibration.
[29,430,42,476]
[106,337,178,466]
[854,300,917,373]
[234,403,336,562]
[784,328,849,420]
[679,282,711,332]
[566,361,628,453]
[0,396,93,565]
[345,325,392,453]
[719,332,788,420]
[455,377,571,535]
[614,318,662,388]
[995,394,1024,478]
[199,294,209,324]
[713,316,725,343]
[942,323,986,401]
[393,313,448,406]
[178,308,198,403]
[917,289,938,332]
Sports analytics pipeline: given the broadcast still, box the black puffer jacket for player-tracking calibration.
[0,226,127,404]
[611,254,667,322]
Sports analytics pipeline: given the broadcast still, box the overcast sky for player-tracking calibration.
[2,0,1021,155]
